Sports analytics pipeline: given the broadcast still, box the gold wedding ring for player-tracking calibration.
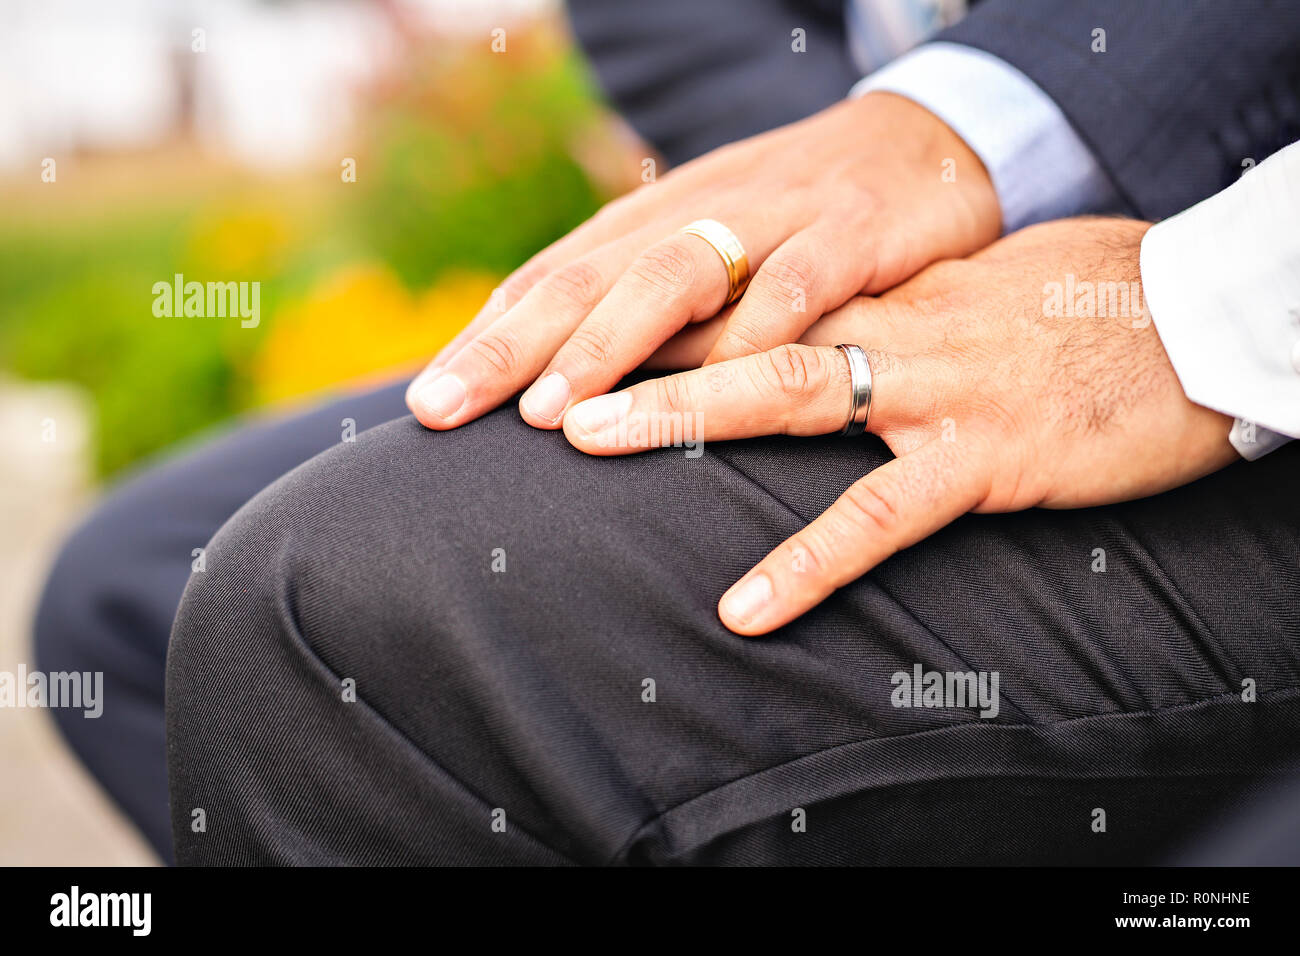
[679,219,750,305]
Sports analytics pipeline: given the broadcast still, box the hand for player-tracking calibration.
[406,92,1000,431]
[559,218,1238,635]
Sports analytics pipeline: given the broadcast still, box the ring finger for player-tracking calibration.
[562,342,927,453]
[518,207,809,428]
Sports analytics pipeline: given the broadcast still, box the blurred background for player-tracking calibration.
[0,0,643,864]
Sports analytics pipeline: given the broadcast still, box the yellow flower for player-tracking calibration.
[252,264,498,404]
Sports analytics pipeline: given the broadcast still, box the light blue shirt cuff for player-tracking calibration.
[851,41,1122,233]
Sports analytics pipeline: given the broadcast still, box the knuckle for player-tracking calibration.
[759,344,822,396]
[715,316,768,357]
[499,258,550,305]
[843,182,883,219]
[790,531,835,579]
[859,240,882,281]
[565,323,618,367]
[652,373,692,412]
[466,328,525,377]
[838,479,901,537]
[760,252,818,302]
[630,240,697,297]
[544,260,605,310]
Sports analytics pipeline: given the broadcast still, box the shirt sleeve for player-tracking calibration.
[1140,141,1300,460]
[850,41,1122,233]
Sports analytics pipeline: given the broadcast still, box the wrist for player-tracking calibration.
[852,90,1002,247]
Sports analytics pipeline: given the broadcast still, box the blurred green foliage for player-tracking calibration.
[0,210,241,476]
[0,31,614,478]
[363,43,607,286]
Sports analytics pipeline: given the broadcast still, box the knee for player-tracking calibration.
[165,417,470,861]
[166,412,536,691]
[166,417,444,684]
[165,412,619,863]
[164,430,337,723]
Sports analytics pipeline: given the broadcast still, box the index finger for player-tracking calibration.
[719,439,987,635]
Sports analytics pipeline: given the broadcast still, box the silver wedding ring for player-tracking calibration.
[835,344,873,437]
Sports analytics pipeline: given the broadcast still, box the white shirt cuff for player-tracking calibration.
[1229,420,1292,461]
[851,41,1121,234]
[1141,141,1300,460]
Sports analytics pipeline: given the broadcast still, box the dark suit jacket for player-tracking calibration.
[567,0,1300,220]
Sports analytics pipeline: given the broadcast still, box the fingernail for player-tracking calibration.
[405,365,441,403]
[417,373,467,420]
[522,372,570,424]
[568,392,632,439]
[720,573,773,626]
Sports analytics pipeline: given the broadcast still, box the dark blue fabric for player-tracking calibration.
[566,0,860,165]
[941,0,1300,219]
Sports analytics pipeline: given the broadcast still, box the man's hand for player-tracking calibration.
[559,218,1238,635]
[406,93,1000,431]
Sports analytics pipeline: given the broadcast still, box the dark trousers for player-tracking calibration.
[73,381,1290,865]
